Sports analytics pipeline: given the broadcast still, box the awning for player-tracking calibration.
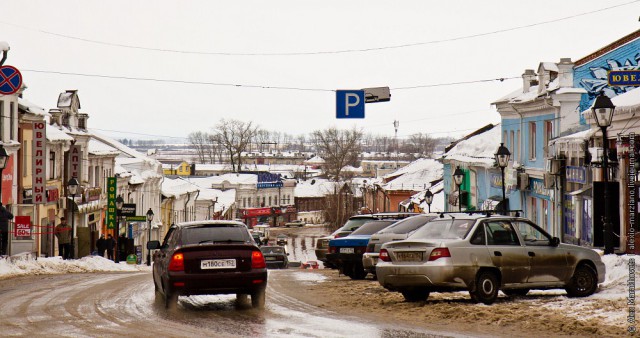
[568,185,592,197]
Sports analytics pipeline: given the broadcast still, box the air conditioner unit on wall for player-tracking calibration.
[543,173,555,189]
[518,173,529,190]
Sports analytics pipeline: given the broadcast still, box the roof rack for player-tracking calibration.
[437,210,523,218]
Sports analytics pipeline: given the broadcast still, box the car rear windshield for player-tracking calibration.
[182,225,251,245]
[261,247,285,254]
[336,217,374,233]
[408,219,475,240]
[377,215,436,234]
[351,220,396,235]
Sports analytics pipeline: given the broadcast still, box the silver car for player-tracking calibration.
[362,214,437,274]
[376,213,606,304]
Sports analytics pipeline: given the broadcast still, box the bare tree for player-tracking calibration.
[312,127,363,181]
[214,119,259,172]
[188,131,208,163]
[408,133,437,157]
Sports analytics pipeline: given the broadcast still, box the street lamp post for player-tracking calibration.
[424,189,433,213]
[453,166,465,212]
[495,143,511,215]
[0,145,10,256]
[591,92,616,254]
[146,208,154,266]
[115,195,124,263]
[67,177,79,259]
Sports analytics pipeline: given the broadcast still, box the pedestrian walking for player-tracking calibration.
[55,217,71,259]
[106,234,115,261]
[96,234,107,258]
[0,204,13,256]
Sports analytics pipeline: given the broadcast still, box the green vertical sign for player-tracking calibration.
[107,177,117,229]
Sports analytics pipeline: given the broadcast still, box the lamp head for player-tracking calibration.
[495,143,511,168]
[591,92,615,128]
[146,208,154,221]
[453,166,465,186]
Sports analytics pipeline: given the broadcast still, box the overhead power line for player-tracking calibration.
[0,1,636,56]
[22,69,518,92]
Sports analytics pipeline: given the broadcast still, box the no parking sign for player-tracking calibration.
[0,65,23,95]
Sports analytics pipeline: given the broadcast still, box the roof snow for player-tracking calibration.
[88,139,120,156]
[161,177,200,198]
[383,159,443,192]
[305,155,325,164]
[294,179,339,198]
[18,98,48,116]
[441,124,501,166]
[46,125,74,142]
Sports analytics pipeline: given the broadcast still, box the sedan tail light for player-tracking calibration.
[428,248,451,261]
[329,246,336,254]
[168,252,185,271]
[379,249,390,262]
[251,250,266,269]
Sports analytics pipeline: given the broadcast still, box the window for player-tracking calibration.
[529,122,536,160]
[485,221,520,245]
[544,120,553,158]
[248,197,252,207]
[268,196,272,206]
[49,151,55,179]
[513,221,551,246]
[88,165,93,186]
[242,197,246,208]
[95,166,100,187]
[470,223,486,245]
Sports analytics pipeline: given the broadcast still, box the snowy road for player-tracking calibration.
[0,270,462,337]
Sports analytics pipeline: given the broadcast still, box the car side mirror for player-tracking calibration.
[550,237,560,247]
[147,240,161,250]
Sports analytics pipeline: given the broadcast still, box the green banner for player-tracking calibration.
[107,177,117,229]
[126,216,147,222]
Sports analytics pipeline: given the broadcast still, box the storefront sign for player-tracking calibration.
[566,166,587,184]
[256,172,283,189]
[106,177,117,230]
[32,121,47,204]
[121,203,136,217]
[608,70,640,86]
[1,155,13,205]
[67,145,82,182]
[84,187,102,202]
[530,178,551,200]
[242,207,275,218]
[46,187,59,203]
[126,216,147,222]
[14,215,31,239]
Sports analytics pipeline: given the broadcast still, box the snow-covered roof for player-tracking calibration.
[412,180,445,212]
[550,128,598,146]
[46,124,74,142]
[383,159,443,192]
[161,177,200,198]
[294,179,338,198]
[88,139,120,156]
[206,173,258,185]
[611,86,640,115]
[539,62,559,72]
[304,155,325,164]
[441,124,501,166]
[18,98,48,116]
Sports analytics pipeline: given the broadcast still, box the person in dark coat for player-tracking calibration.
[0,204,13,256]
[55,217,71,259]
[105,234,115,261]
[96,234,107,258]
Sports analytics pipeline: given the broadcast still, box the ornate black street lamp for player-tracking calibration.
[495,143,511,215]
[146,208,154,266]
[591,92,616,254]
[453,166,465,212]
[115,195,124,263]
[424,189,433,213]
[67,177,79,259]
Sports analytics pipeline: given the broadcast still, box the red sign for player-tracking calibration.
[14,215,31,238]
[47,188,59,203]
[1,155,13,205]
[242,207,273,218]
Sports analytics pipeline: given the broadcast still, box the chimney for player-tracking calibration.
[522,69,536,93]
[557,58,574,88]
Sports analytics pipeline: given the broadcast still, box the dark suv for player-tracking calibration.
[149,221,267,308]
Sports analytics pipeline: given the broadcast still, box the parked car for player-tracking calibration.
[326,220,397,279]
[285,219,305,227]
[260,246,289,269]
[149,221,268,308]
[315,212,418,268]
[253,224,270,244]
[376,213,606,305]
[362,214,437,275]
[276,234,288,246]
[301,260,319,269]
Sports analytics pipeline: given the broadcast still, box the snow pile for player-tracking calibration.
[0,256,150,278]
[597,254,638,298]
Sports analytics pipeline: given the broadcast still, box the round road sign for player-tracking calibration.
[0,65,23,95]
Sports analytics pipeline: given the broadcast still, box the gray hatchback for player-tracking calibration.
[376,213,606,304]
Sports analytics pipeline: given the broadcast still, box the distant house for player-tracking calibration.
[162,161,191,176]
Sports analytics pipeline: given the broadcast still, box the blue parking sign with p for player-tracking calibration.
[336,90,365,119]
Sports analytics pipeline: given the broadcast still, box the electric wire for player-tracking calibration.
[0,1,636,56]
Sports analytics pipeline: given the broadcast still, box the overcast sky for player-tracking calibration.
[1,0,639,142]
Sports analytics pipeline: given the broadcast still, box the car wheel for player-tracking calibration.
[565,265,598,297]
[236,293,249,305]
[471,271,499,305]
[251,288,266,309]
[401,289,430,302]
[502,289,529,297]
[163,287,178,309]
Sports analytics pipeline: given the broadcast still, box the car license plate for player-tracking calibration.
[265,257,276,261]
[340,247,355,254]
[201,259,236,269]
[396,252,423,262]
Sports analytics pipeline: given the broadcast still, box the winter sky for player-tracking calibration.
[1,0,639,141]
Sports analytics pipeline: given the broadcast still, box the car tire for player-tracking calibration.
[471,271,499,305]
[502,289,529,297]
[350,263,367,280]
[401,289,430,302]
[164,288,178,309]
[565,265,598,297]
[251,288,266,309]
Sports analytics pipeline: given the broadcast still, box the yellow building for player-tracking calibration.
[162,161,191,176]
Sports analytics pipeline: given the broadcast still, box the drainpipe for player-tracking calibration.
[0,47,8,67]
[511,104,526,215]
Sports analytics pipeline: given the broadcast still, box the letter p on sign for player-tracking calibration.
[336,90,365,119]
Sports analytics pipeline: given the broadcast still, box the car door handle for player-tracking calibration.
[494,251,502,256]
[528,252,535,257]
